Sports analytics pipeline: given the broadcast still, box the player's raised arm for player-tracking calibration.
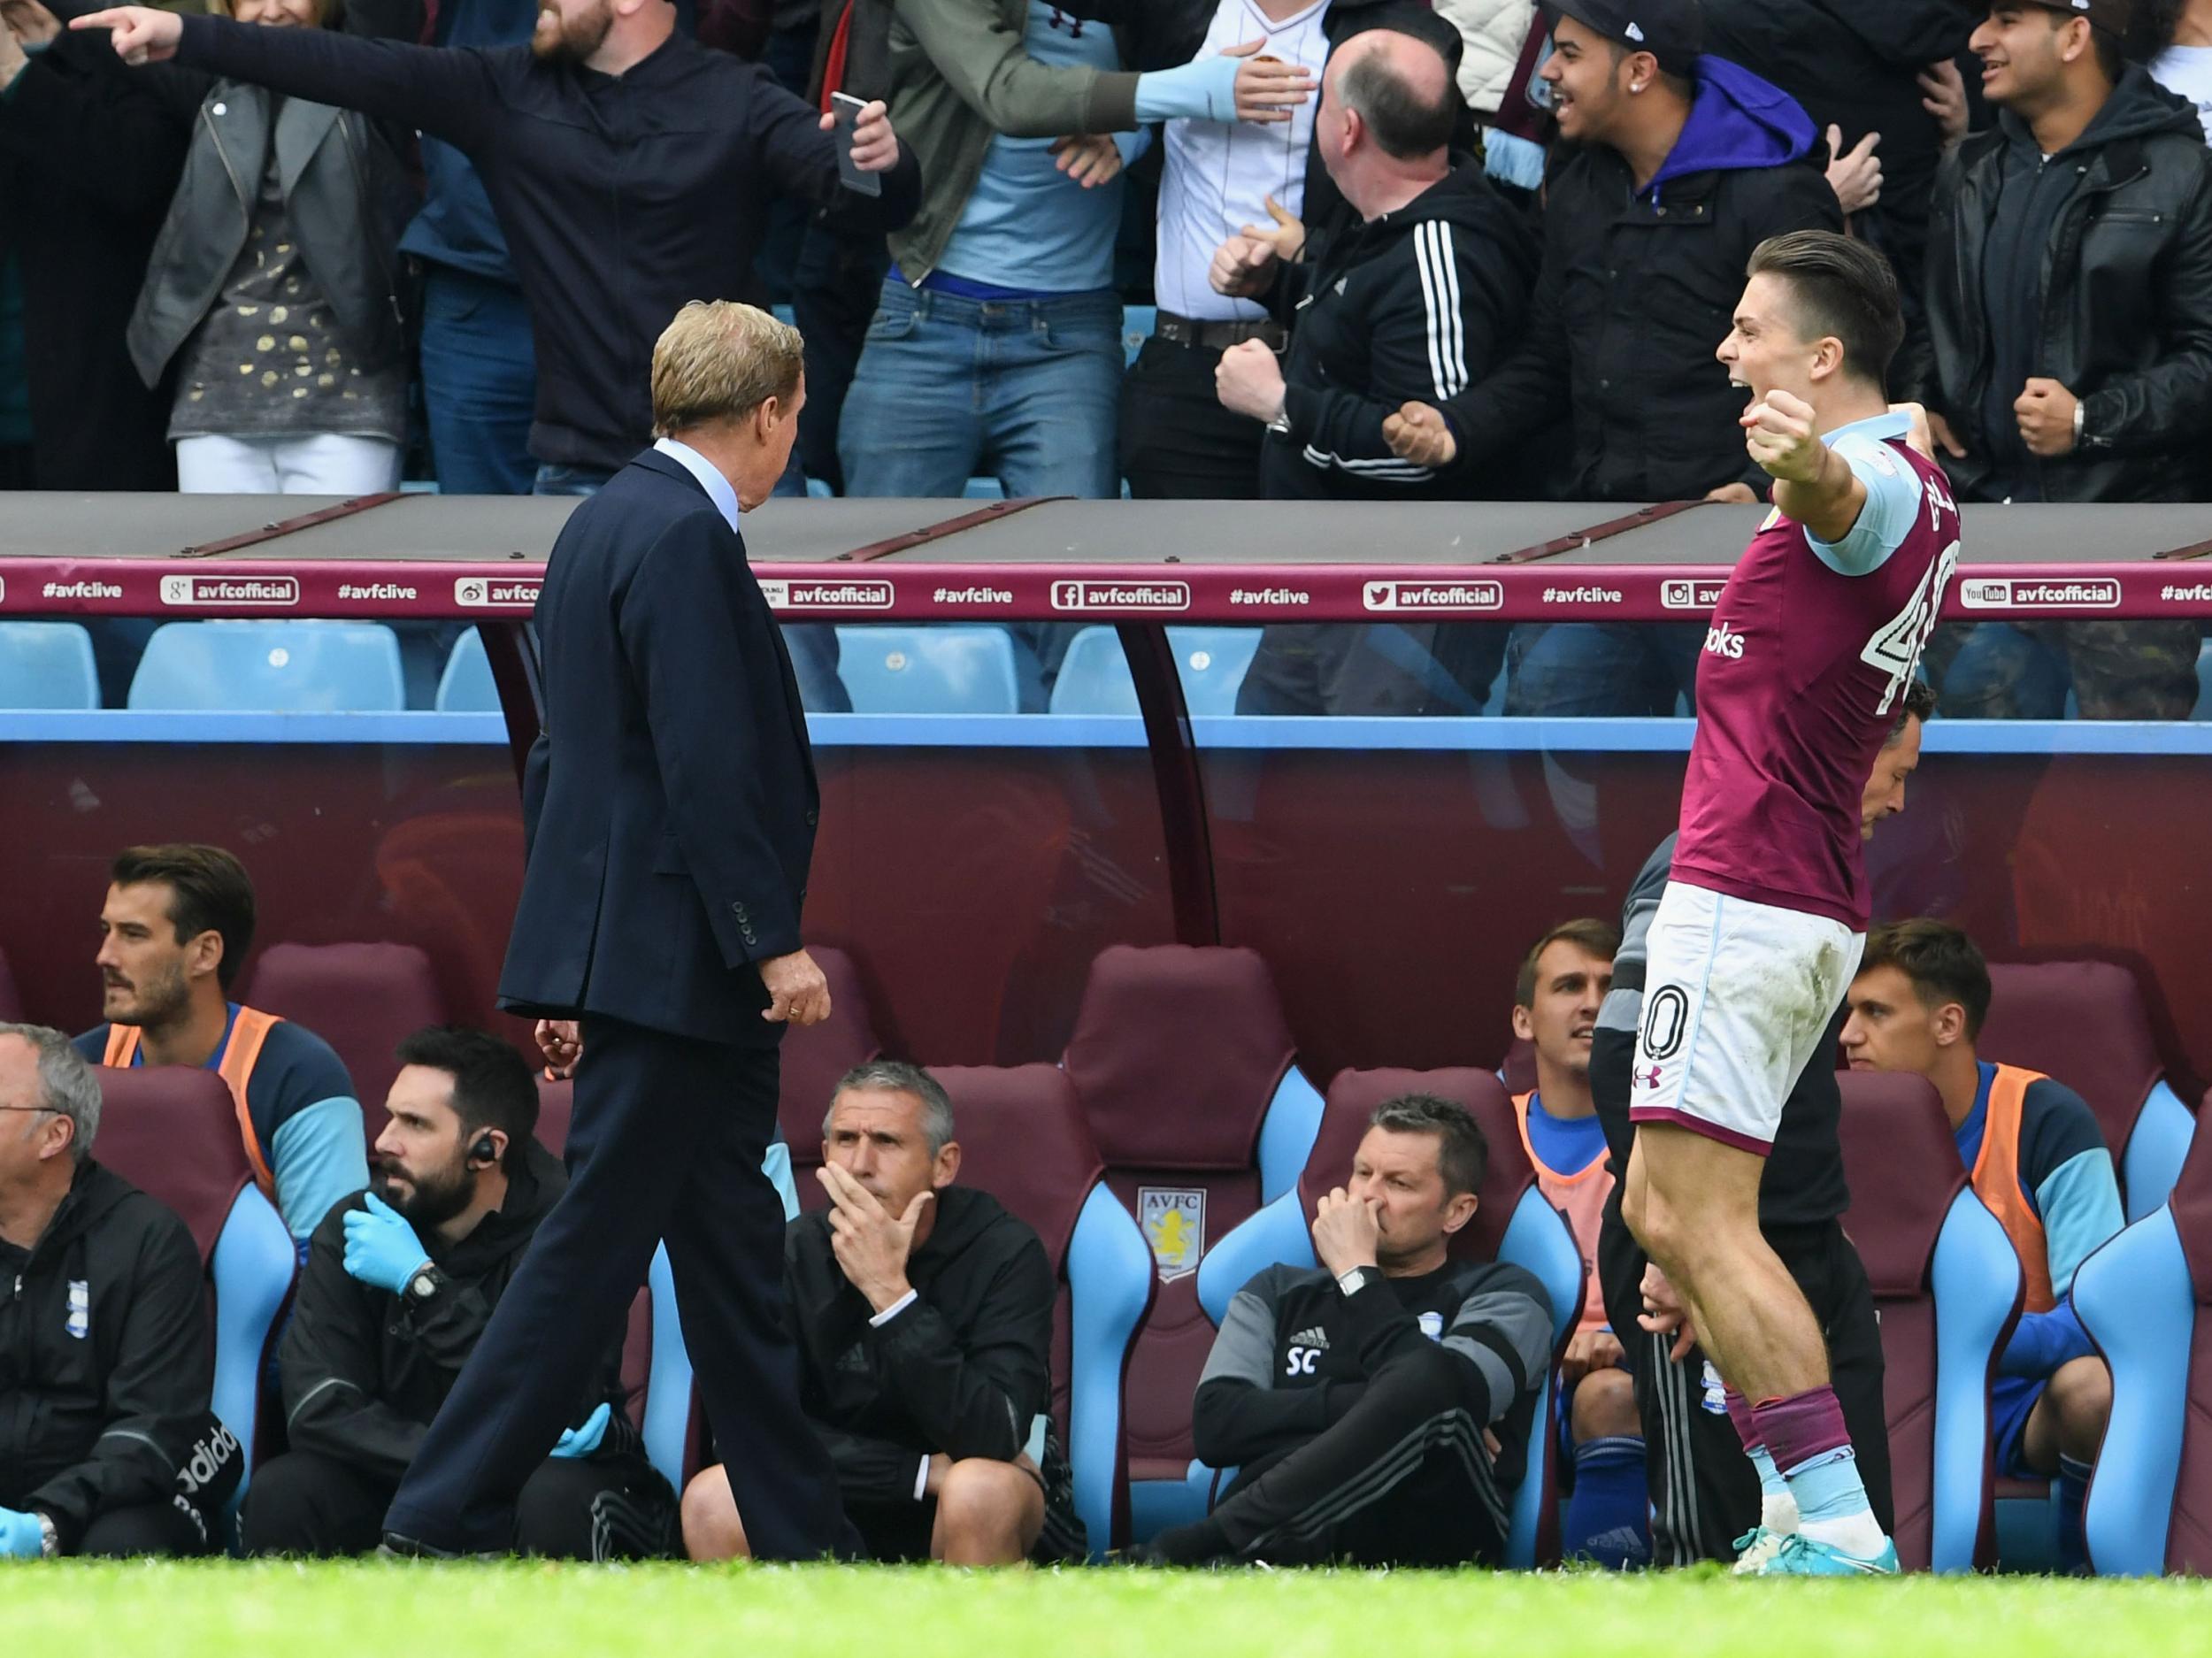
[1742,388,1867,547]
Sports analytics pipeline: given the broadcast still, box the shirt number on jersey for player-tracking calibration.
[1861,537,1960,715]
[1286,1347,1320,1377]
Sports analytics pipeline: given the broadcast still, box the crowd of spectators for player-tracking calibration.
[6,0,2212,719]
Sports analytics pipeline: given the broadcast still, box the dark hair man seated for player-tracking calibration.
[0,1024,242,1561]
[243,1027,673,1558]
[1841,920,2121,1572]
[77,843,369,1255]
[1144,1094,1553,1566]
[680,1062,1081,1564]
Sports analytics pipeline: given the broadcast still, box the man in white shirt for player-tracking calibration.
[2151,0,2212,144]
[1120,0,1468,498]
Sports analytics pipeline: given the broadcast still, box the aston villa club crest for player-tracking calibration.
[1138,1188,1206,1284]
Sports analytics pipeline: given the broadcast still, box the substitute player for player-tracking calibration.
[1618,229,1960,1577]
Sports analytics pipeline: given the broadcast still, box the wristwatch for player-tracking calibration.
[1336,1265,1380,1299]
[35,1512,58,1559]
[405,1263,442,1303]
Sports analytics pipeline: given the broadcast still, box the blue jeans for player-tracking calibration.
[526,462,849,710]
[1502,622,1709,718]
[419,265,538,496]
[839,280,1124,499]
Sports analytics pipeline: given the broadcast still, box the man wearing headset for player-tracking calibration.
[242,1027,675,1558]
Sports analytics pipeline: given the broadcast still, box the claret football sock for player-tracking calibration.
[1753,1387,1887,1561]
[1724,1389,1799,1533]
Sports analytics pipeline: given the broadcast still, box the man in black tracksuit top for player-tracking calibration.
[1589,683,1935,1564]
[680,1063,1081,1563]
[1147,1095,1554,1567]
[244,1029,670,1559]
[0,1025,240,1561]
[1210,27,1535,716]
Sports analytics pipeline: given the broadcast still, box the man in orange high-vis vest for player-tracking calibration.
[1842,918,2124,1574]
[72,845,367,1257]
[1507,917,1645,1569]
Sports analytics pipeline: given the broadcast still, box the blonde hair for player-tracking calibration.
[650,301,804,438]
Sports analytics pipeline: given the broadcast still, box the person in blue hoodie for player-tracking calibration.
[1379,0,1842,718]
[1841,919,2122,1573]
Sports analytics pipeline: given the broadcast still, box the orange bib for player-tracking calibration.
[1970,1063,2056,1315]
[1513,1090,1614,1332]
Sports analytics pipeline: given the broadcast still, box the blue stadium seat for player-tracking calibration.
[129,621,406,712]
[1064,946,1323,1542]
[2194,639,2212,720]
[0,621,100,709]
[964,476,1007,501]
[1123,305,1156,368]
[833,625,1023,714]
[1193,1068,1582,1568]
[1048,626,1262,717]
[2074,1203,2196,1575]
[935,1064,1155,1556]
[434,628,500,712]
[92,1067,294,1545]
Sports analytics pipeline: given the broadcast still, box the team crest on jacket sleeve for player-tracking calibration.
[1137,1188,1206,1283]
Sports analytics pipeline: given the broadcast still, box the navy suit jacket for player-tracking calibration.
[498,448,818,1045]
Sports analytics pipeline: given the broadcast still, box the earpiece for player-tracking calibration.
[470,1132,498,1167]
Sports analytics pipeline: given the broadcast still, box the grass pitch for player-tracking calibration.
[7,1562,2211,1658]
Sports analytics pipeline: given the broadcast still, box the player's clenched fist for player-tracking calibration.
[68,5,180,63]
[1740,387,1828,484]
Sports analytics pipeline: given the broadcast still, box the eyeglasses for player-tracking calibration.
[0,1106,55,1114]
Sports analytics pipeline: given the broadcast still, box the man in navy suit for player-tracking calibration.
[380,300,851,1559]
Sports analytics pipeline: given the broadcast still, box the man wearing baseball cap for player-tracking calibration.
[1899,0,2212,722]
[1383,0,1841,718]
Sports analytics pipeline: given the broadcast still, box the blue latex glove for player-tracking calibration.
[342,1192,433,1296]
[0,1507,45,1558]
[1133,51,1242,123]
[550,1401,612,1461]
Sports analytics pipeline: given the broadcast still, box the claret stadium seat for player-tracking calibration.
[1981,962,2196,1223]
[933,1063,1155,1557]
[1837,1071,2023,1572]
[2074,1120,2212,1576]
[240,941,449,1148]
[1062,945,1324,1538]
[1193,1067,1583,1568]
[91,1067,294,1537]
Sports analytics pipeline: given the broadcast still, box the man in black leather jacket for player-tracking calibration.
[1900,0,2212,718]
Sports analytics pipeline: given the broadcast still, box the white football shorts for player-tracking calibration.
[1627,880,1864,1154]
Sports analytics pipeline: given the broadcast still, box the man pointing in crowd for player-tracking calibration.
[73,0,919,495]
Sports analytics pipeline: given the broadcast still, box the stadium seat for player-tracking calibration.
[91,1066,293,1539]
[128,621,407,712]
[1062,945,1321,1539]
[1047,626,1263,717]
[963,477,1007,501]
[2193,638,2211,720]
[1836,1071,2023,1572]
[1193,1066,1584,1568]
[434,628,500,713]
[833,626,1023,716]
[238,942,449,1148]
[1981,962,2196,1223]
[0,620,100,709]
[2073,1119,2212,1576]
[934,1063,1155,1557]
[1122,305,1156,368]
[773,946,884,1200]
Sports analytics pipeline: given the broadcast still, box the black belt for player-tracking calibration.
[1153,311,1287,352]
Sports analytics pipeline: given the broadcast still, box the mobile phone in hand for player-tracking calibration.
[830,91,882,198]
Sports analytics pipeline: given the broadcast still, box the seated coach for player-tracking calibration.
[243,1028,672,1558]
[1144,1094,1553,1566]
[680,1061,1081,1564]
